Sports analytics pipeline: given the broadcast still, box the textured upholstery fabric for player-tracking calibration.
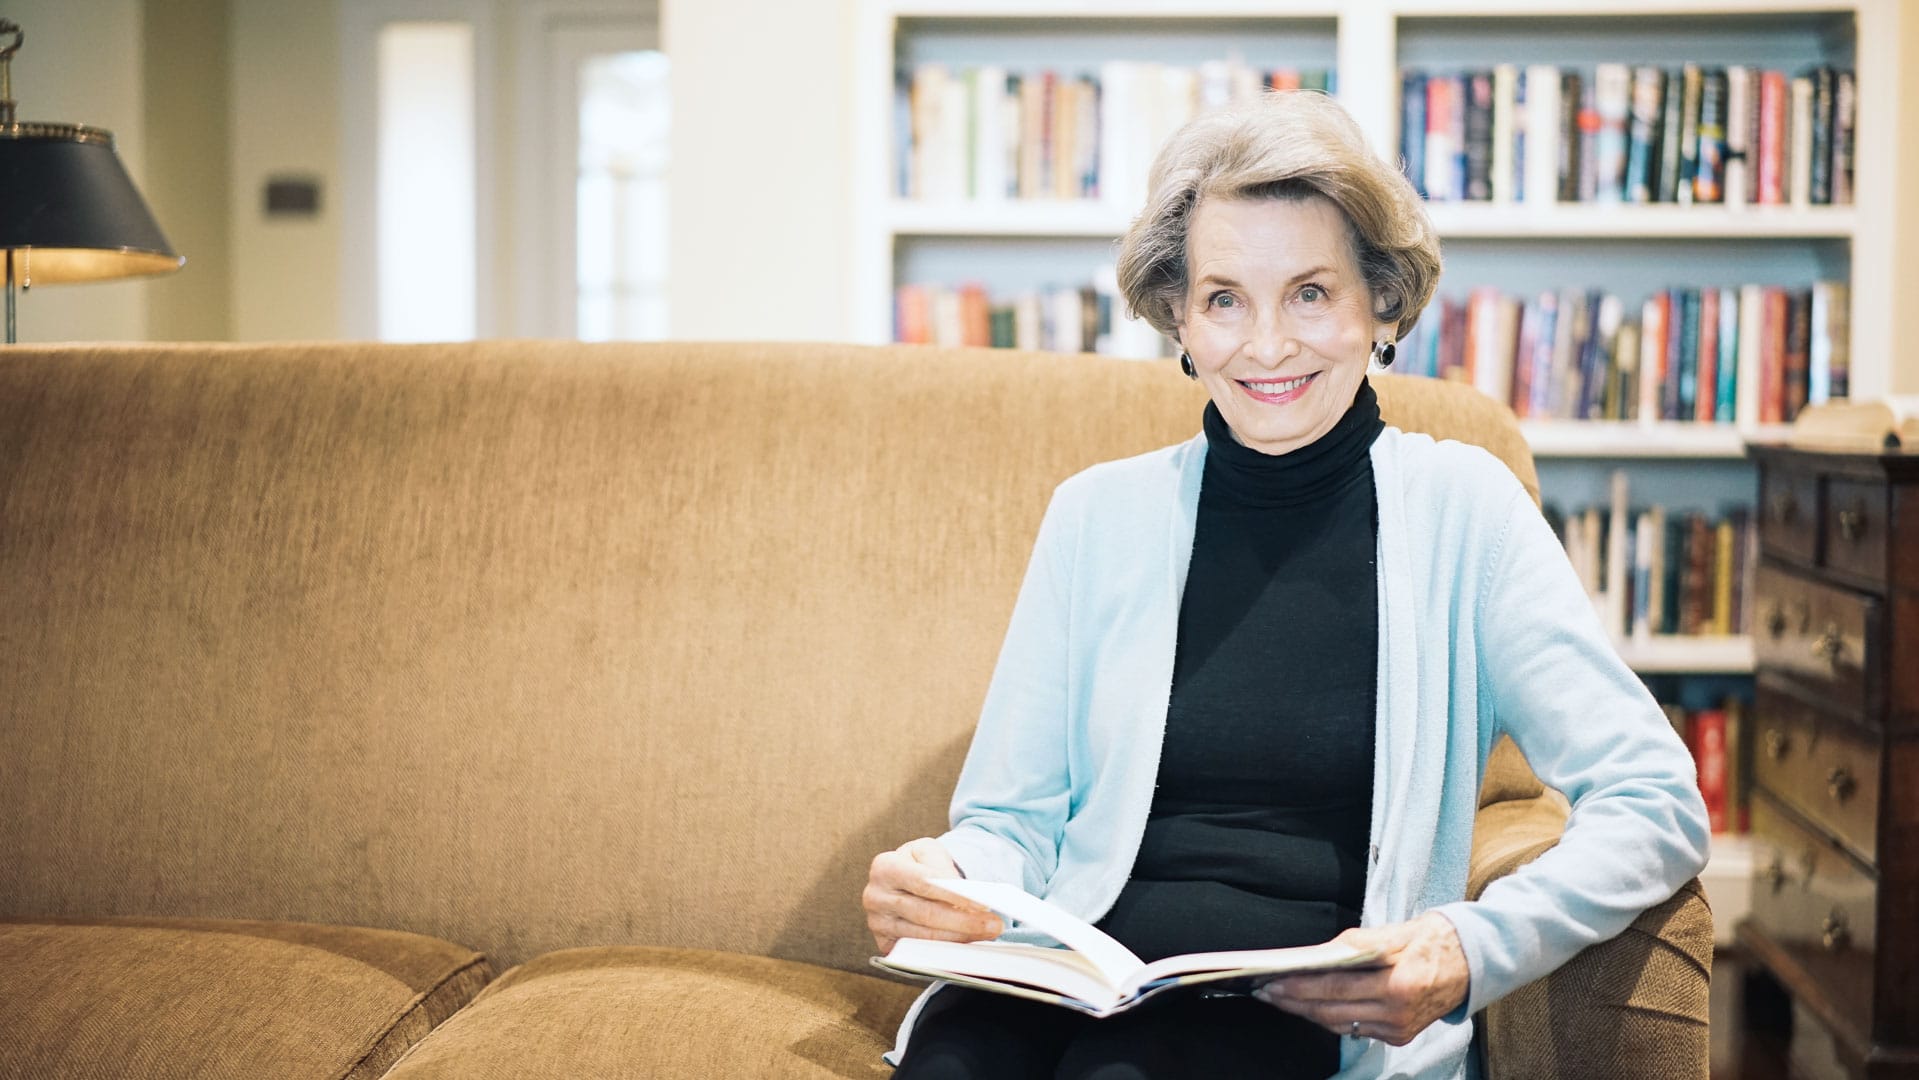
[0,341,1706,1076]
[380,946,916,1079]
[0,916,490,1080]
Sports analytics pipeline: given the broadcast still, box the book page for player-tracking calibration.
[930,878,1145,988]
[875,938,1121,1012]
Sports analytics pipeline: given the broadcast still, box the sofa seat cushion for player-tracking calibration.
[381,946,920,1079]
[0,915,492,1080]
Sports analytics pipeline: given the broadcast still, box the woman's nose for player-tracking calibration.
[1244,312,1301,366]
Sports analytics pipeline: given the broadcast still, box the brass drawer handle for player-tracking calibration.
[1765,728,1791,760]
[1827,766,1857,802]
[1837,507,1867,542]
[1821,910,1851,952]
[1770,491,1798,523]
[1811,624,1845,666]
[1764,604,1787,639]
[1763,856,1788,892]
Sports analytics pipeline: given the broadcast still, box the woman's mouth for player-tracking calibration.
[1236,372,1317,404]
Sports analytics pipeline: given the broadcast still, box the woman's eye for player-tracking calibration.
[1209,292,1236,309]
[1298,284,1325,303]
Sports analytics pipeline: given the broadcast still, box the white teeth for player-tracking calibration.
[1243,374,1313,393]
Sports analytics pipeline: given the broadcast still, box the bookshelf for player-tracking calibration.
[854,0,1906,917]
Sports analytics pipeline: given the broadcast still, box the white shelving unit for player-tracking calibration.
[855,0,1906,897]
[854,0,1898,398]
[1613,634,1754,674]
[1520,420,1794,459]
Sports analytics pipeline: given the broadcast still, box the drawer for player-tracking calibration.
[1748,794,1877,1020]
[1753,684,1881,865]
[1821,477,1889,587]
[1753,564,1881,719]
[1760,463,1820,564]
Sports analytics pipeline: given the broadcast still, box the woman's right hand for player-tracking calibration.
[863,837,1004,954]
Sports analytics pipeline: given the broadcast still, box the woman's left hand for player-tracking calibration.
[1252,912,1470,1047]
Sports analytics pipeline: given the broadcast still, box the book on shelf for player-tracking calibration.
[1785,396,1919,452]
[872,878,1382,1018]
[1661,698,1749,835]
[1398,62,1854,207]
[1399,280,1848,427]
[1548,470,1755,644]
[899,60,1333,206]
[894,266,1164,359]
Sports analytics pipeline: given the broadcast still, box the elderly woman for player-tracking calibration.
[862,90,1709,1080]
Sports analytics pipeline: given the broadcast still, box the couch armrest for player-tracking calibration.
[1467,792,1714,1080]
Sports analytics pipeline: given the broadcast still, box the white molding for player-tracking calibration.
[883,201,1857,241]
[1387,0,1855,14]
[1521,419,1794,458]
[881,0,1342,18]
[511,0,661,341]
[853,1,895,344]
[1701,832,1753,947]
[1614,635,1756,674]
[1426,203,1856,239]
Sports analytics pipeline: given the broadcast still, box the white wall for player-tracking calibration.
[1896,1,1919,394]
[5,0,150,343]
[229,0,344,341]
[661,0,856,341]
[144,0,232,342]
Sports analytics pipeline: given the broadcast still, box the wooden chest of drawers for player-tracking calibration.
[1739,444,1919,1080]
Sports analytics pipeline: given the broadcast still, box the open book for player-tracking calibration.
[870,878,1382,1018]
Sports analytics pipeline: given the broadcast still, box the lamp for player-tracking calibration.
[0,19,184,344]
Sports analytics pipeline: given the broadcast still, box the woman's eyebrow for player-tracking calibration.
[1195,266,1336,290]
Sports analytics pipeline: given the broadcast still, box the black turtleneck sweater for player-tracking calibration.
[1093,381,1383,963]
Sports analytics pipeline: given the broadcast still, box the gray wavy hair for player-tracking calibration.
[1115,90,1442,344]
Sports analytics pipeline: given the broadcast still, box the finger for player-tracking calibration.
[877,911,996,945]
[1253,988,1395,1039]
[880,888,1002,937]
[879,859,994,917]
[1263,967,1392,1004]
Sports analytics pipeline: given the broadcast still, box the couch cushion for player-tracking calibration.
[0,915,491,1080]
[380,946,917,1079]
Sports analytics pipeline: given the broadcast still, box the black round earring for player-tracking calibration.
[1372,341,1397,367]
[1179,352,1197,379]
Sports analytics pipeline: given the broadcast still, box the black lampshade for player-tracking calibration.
[0,122,184,284]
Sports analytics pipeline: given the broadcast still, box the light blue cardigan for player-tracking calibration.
[886,425,1711,1079]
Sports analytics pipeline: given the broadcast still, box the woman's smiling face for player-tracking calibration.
[1176,195,1394,456]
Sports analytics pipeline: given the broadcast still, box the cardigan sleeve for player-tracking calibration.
[936,483,1080,898]
[1431,484,1712,1016]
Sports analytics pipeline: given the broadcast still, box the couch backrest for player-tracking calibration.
[0,341,1536,975]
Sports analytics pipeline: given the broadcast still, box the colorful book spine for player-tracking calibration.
[1696,287,1719,423]
[1783,288,1812,421]
[1675,64,1702,205]
[1716,286,1740,423]
[1465,70,1495,201]
[1693,708,1729,833]
[1693,67,1728,203]
[1832,70,1856,205]
[1656,69,1684,203]
[1557,70,1583,203]
[1625,65,1665,204]
[1402,71,1429,197]
[1757,70,1788,204]
[1809,66,1835,205]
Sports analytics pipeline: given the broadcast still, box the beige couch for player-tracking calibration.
[0,341,1710,1078]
